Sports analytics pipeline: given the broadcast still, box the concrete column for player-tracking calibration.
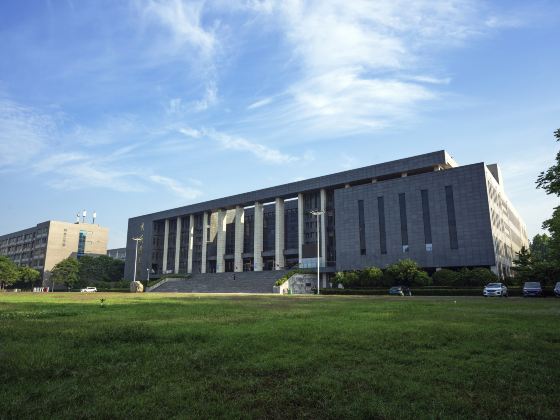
[174,217,181,273]
[320,189,327,268]
[201,212,208,274]
[234,206,244,272]
[275,198,285,270]
[216,209,226,273]
[187,214,194,274]
[162,219,169,273]
[298,193,304,266]
[253,202,263,271]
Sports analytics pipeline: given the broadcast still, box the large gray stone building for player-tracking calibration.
[124,151,528,286]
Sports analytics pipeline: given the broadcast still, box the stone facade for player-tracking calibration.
[0,220,108,284]
[124,151,528,281]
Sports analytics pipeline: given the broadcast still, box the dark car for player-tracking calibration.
[523,282,543,297]
[389,286,412,296]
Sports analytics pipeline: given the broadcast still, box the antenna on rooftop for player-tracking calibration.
[92,211,97,224]
[82,210,87,224]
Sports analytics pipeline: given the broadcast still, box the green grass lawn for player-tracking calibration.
[1,293,559,419]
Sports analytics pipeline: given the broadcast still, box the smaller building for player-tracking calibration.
[107,248,126,261]
[0,220,109,285]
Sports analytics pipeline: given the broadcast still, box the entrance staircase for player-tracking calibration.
[148,270,289,293]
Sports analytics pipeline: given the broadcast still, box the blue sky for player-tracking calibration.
[0,0,559,248]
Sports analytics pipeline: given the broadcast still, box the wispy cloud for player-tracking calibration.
[247,97,273,110]
[193,82,218,111]
[0,95,201,197]
[138,0,221,112]
[179,126,299,164]
[140,0,216,58]
[149,174,202,199]
[0,98,56,168]
[239,0,514,134]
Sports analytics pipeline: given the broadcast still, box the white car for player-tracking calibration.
[483,283,508,297]
[80,287,97,293]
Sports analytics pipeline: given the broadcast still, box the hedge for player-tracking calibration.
[321,287,557,296]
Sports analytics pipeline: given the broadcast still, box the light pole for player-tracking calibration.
[132,236,142,283]
[310,209,324,295]
[146,268,150,288]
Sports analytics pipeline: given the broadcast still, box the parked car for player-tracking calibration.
[389,286,412,296]
[523,282,543,297]
[554,282,560,297]
[483,282,508,297]
[80,286,97,293]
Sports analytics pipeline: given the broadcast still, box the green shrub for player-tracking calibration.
[384,259,430,287]
[274,270,313,286]
[358,267,384,287]
[432,269,459,286]
[458,268,498,286]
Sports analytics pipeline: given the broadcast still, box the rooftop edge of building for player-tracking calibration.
[0,220,108,240]
[130,149,458,221]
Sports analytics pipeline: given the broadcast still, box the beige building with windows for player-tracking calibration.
[0,220,108,285]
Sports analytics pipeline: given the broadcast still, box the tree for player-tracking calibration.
[530,234,551,261]
[358,266,384,287]
[78,255,125,285]
[432,269,459,286]
[542,207,560,262]
[50,258,80,290]
[536,128,560,195]
[457,267,498,286]
[536,128,560,263]
[18,266,40,289]
[384,259,430,287]
[0,256,19,290]
[512,246,533,282]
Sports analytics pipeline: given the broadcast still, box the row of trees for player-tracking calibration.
[0,255,125,290]
[333,259,498,288]
[0,256,41,290]
[512,129,560,286]
[50,255,125,289]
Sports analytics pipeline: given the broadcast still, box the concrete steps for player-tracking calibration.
[150,270,289,293]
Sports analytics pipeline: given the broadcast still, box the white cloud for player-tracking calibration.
[0,98,56,168]
[179,126,299,164]
[239,0,507,134]
[193,82,218,111]
[64,114,139,146]
[149,174,202,199]
[247,97,273,110]
[179,127,202,138]
[140,0,216,58]
[138,1,220,113]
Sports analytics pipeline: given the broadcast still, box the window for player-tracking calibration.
[399,193,408,249]
[425,243,432,252]
[77,230,87,257]
[358,200,366,255]
[421,189,432,246]
[445,185,459,249]
[378,196,387,254]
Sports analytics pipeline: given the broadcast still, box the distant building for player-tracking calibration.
[107,248,126,261]
[0,220,109,285]
[125,150,528,285]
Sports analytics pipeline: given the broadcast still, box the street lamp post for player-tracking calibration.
[132,236,142,283]
[146,268,150,289]
[310,210,324,295]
